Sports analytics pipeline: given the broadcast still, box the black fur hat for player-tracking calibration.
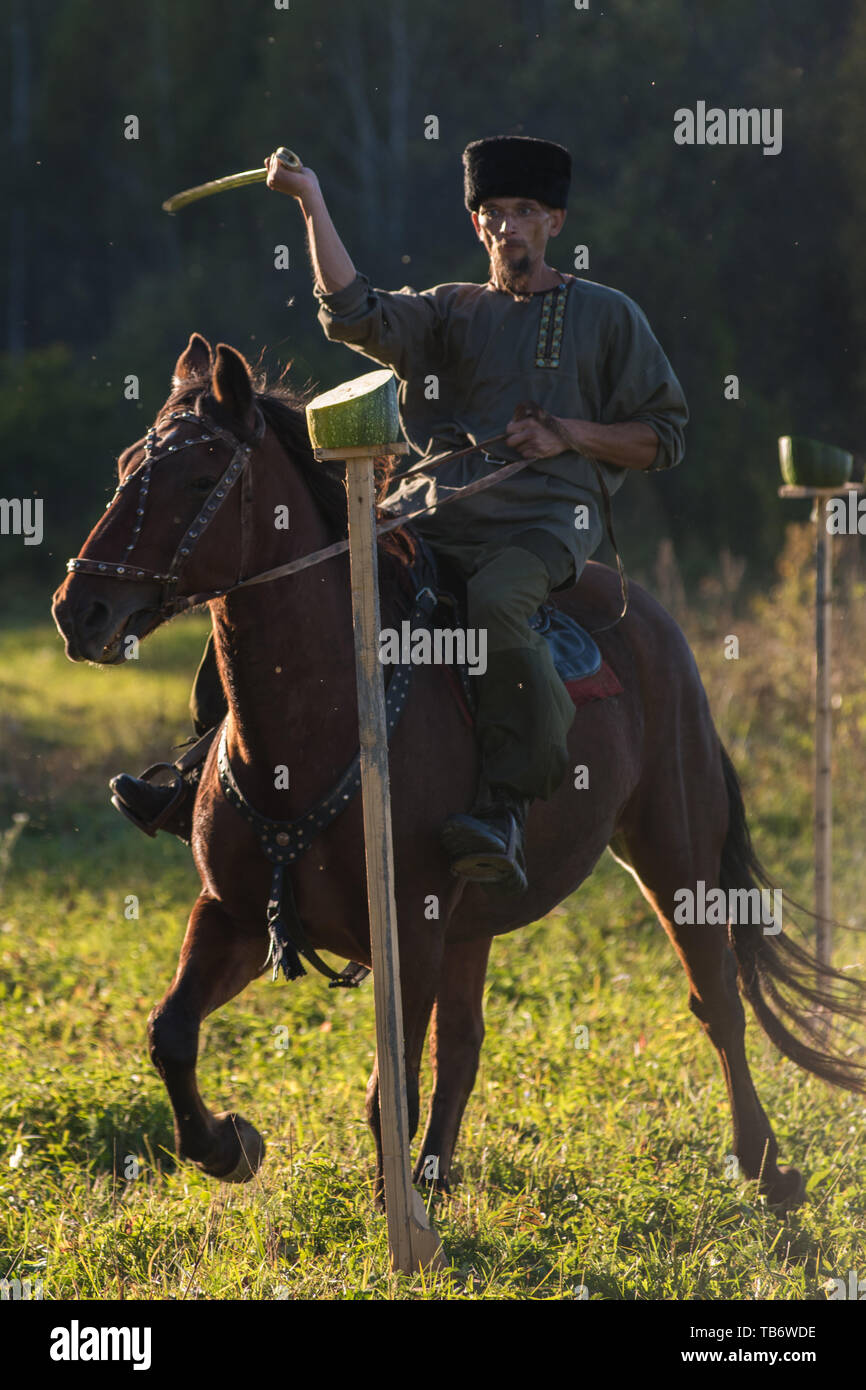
[462,136,572,211]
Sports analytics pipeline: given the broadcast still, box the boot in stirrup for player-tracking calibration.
[440,781,530,895]
[109,727,218,843]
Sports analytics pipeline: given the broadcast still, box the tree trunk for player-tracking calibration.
[7,0,30,355]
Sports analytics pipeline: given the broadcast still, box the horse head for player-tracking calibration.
[52,333,343,664]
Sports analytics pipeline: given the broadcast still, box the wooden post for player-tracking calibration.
[315,442,444,1275]
[814,505,832,968]
[778,481,863,968]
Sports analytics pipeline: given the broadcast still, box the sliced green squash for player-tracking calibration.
[306,369,401,450]
[778,435,853,488]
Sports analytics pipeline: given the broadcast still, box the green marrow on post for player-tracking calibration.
[306,370,402,451]
[778,435,853,488]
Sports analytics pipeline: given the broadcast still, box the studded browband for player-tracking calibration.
[66,406,265,612]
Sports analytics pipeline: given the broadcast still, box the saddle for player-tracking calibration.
[395,528,617,722]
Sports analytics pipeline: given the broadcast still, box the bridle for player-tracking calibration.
[66,406,266,619]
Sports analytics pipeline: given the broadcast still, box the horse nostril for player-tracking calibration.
[81,598,110,635]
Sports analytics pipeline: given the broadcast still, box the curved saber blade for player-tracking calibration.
[162,147,301,213]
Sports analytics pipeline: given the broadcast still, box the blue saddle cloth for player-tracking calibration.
[528,602,601,682]
[400,529,601,684]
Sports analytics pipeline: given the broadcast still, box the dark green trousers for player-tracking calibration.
[190,631,224,738]
[189,527,578,800]
[429,527,577,801]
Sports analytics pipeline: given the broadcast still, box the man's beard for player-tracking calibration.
[489,242,533,298]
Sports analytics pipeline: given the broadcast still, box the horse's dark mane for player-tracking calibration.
[162,370,416,573]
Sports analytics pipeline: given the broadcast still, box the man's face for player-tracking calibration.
[471,197,566,294]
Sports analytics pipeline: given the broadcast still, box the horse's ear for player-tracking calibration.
[212,343,255,424]
[173,333,212,385]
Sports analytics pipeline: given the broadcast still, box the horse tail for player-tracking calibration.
[718,740,866,1094]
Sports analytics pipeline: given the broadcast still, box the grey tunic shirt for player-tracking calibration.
[314,271,688,573]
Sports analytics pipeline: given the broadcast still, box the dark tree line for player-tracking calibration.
[1,0,862,591]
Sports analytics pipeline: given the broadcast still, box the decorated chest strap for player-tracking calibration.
[218,584,438,987]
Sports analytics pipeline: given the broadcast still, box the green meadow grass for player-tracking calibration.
[2,529,866,1300]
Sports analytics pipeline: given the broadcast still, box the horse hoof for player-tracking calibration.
[764,1166,806,1212]
[413,1167,452,1197]
[198,1112,265,1183]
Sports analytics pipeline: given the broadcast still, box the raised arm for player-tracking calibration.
[264,154,356,293]
[264,154,444,381]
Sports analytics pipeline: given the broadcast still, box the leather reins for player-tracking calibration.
[66,410,531,616]
[67,402,627,630]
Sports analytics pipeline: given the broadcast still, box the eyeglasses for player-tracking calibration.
[477,203,549,225]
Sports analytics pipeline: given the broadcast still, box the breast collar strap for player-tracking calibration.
[217,584,439,987]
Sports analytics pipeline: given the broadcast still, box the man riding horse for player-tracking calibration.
[112,134,688,895]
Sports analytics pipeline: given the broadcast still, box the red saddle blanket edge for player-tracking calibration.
[566,658,624,708]
[443,658,623,729]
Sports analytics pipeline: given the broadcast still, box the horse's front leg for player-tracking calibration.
[148,894,268,1182]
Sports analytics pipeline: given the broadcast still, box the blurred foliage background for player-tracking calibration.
[1,0,864,596]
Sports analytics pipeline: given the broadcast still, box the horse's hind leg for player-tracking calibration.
[614,814,806,1211]
[413,935,492,1193]
[148,894,267,1182]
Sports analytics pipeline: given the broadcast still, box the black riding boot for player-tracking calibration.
[109,727,218,843]
[440,780,531,895]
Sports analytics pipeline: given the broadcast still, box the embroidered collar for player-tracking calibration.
[534,279,570,369]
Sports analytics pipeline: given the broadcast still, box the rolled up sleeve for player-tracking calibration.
[601,294,689,472]
[315,272,443,382]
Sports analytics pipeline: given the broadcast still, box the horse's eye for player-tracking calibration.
[190,476,217,492]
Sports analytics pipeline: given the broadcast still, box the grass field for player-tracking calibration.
[2,526,866,1300]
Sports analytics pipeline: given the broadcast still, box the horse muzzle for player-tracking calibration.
[52,573,163,664]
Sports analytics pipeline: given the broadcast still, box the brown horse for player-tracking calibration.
[52,333,866,1212]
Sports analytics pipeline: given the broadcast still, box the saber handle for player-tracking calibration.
[162,147,302,213]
